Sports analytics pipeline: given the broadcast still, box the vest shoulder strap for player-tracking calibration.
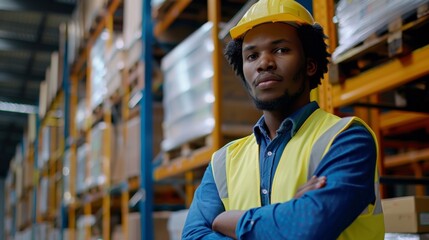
[307,117,355,180]
[211,140,238,199]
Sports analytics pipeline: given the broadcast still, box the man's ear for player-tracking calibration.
[306,58,317,77]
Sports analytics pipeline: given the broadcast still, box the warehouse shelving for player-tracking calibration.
[152,0,258,182]
[67,0,122,239]
[12,0,429,239]
[65,0,164,239]
[315,0,429,198]
[330,45,429,107]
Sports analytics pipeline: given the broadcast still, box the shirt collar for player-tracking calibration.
[253,101,320,144]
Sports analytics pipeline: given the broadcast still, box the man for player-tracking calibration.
[182,0,384,239]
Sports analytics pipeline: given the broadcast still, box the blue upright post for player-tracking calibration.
[32,116,40,240]
[60,24,70,240]
[140,0,154,239]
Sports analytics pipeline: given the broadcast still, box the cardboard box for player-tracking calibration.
[382,196,429,233]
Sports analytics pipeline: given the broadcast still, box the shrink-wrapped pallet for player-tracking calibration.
[161,23,216,151]
[161,22,260,152]
[333,0,429,60]
[89,33,108,110]
[76,144,88,194]
[105,35,125,97]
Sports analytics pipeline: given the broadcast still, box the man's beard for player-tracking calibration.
[250,69,307,111]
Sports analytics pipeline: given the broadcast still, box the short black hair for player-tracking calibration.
[224,23,330,90]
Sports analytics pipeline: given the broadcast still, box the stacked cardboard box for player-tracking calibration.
[382,196,429,233]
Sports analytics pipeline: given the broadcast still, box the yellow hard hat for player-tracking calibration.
[230,0,315,39]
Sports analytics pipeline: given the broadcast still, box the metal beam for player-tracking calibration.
[332,45,429,107]
[22,14,47,97]
[0,93,38,105]
[0,112,28,126]
[0,72,44,82]
[0,38,57,52]
[0,0,75,15]
[0,124,20,160]
[0,132,22,141]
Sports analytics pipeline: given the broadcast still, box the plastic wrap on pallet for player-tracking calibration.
[63,149,72,205]
[75,100,86,132]
[48,52,59,102]
[89,123,104,188]
[124,116,141,178]
[90,31,108,110]
[333,0,429,61]
[105,35,125,98]
[77,144,88,194]
[39,126,50,169]
[152,0,166,9]
[67,12,82,65]
[38,177,48,215]
[161,22,215,151]
[39,80,47,119]
[385,233,429,239]
[125,38,142,69]
[124,0,142,49]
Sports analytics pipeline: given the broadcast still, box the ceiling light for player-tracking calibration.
[0,101,38,114]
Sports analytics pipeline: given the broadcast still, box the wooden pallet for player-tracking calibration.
[163,135,213,165]
[126,60,144,89]
[331,4,429,84]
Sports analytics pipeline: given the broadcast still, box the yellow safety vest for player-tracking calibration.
[211,109,384,239]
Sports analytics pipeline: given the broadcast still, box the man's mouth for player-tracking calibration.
[255,73,282,87]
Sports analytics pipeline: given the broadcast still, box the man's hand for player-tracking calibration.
[211,176,326,238]
[294,175,326,199]
[212,210,244,239]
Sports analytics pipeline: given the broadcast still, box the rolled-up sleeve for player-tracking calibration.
[235,124,377,239]
[182,164,233,239]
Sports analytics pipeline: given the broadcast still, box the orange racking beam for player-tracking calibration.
[154,146,213,180]
[154,0,192,38]
[71,0,123,75]
[208,0,222,151]
[380,111,429,131]
[332,45,429,107]
[384,148,429,168]
[313,0,336,113]
[102,103,112,240]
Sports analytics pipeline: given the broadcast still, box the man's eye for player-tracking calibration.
[276,48,289,53]
[246,53,258,61]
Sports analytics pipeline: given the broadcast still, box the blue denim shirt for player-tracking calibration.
[182,101,377,239]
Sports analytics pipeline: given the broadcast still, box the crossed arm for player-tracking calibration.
[182,125,377,239]
[212,176,327,238]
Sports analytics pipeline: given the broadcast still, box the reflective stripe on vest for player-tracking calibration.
[212,141,236,200]
[307,117,383,216]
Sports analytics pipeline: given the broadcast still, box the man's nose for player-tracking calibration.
[257,53,276,72]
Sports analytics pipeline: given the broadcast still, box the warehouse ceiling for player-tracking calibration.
[0,0,252,178]
[0,0,76,177]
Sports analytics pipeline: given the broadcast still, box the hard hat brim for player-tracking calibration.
[230,13,313,40]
